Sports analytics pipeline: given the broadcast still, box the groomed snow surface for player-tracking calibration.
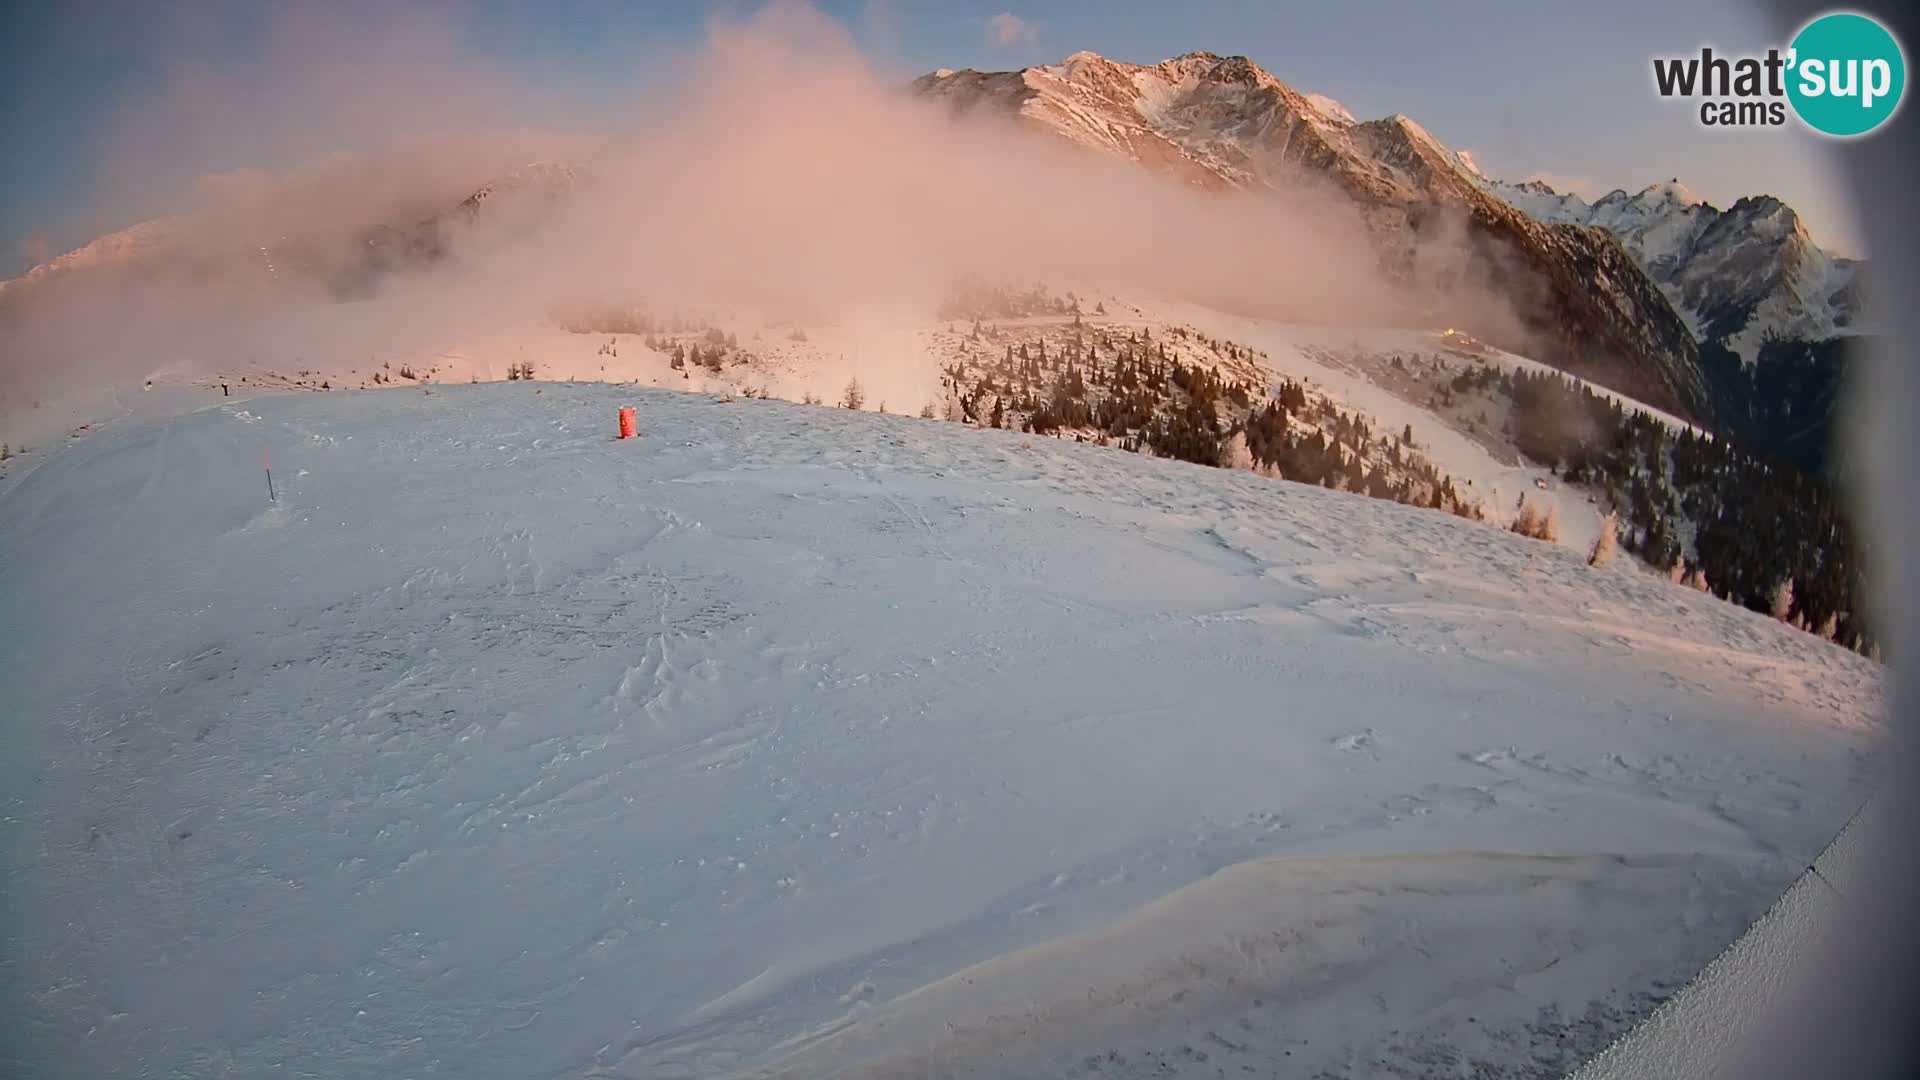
[0,384,1881,1079]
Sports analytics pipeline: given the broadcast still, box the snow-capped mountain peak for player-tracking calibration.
[1485,174,1859,360]
[1303,92,1356,126]
[1493,180,1593,222]
[1386,113,1439,146]
[1639,178,1704,208]
[915,50,1711,420]
[1039,49,1112,81]
[1586,181,1713,223]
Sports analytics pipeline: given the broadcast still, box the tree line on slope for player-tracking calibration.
[934,279,1096,323]
[930,321,1873,657]
[1499,365,1874,655]
[938,324,1487,525]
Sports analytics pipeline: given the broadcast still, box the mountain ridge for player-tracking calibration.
[1481,175,1862,361]
[0,161,591,307]
[913,50,1713,422]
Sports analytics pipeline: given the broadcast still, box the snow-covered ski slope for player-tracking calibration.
[0,383,1880,1079]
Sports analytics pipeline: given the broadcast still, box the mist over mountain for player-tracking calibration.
[2,17,1472,442]
[1,17,1861,454]
[912,50,1712,422]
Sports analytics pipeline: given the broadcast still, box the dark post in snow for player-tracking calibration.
[265,449,276,503]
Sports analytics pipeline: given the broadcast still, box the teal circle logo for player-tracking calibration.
[1787,12,1907,137]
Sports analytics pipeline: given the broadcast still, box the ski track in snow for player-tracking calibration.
[0,383,1881,1079]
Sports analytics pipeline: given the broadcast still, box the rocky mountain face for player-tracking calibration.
[1483,176,1866,473]
[914,51,1713,422]
[1485,177,1862,362]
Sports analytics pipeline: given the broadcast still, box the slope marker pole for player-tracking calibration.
[265,449,277,503]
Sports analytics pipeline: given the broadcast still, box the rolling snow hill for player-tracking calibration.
[0,383,1880,1079]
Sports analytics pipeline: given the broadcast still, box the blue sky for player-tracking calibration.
[0,1,1868,273]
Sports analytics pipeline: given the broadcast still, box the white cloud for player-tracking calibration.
[985,12,1038,49]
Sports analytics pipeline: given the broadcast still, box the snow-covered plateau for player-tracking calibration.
[0,378,1880,1078]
